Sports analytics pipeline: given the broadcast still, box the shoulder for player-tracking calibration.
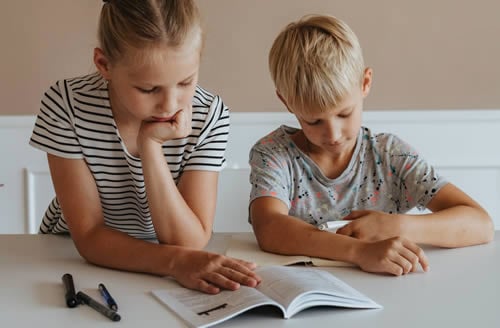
[362,127,416,154]
[251,125,300,155]
[193,85,225,110]
[192,85,229,124]
[42,73,106,107]
[46,72,105,96]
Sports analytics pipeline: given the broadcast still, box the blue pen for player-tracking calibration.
[98,283,118,311]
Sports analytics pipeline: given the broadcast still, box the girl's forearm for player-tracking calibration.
[140,140,210,248]
[73,225,180,276]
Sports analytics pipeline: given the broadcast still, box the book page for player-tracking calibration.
[254,266,382,318]
[152,284,283,328]
[226,234,353,267]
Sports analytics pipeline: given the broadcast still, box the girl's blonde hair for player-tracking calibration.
[269,14,365,114]
[98,0,202,64]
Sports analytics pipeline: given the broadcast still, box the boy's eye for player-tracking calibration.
[137,87,158,94]
[305,120,320,126]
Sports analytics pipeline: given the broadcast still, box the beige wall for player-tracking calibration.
[1,0,499,115]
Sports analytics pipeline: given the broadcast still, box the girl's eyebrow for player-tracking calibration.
[180,71,197,83]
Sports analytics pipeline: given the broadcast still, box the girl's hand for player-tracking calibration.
[355,237,429,275]
[336,210,403,241]
[169,248,262,294]
[139,109,192,146]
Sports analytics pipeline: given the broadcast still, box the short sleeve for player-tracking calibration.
[249,141,291,208]
[183,93,229,171]
[29,81,83,159]
[383,134,447,210]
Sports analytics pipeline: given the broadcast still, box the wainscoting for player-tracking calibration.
[1,110,499,234]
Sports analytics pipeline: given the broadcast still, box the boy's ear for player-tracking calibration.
[361,67,373,98]
[276,91,294,113]
[93,47,112,80]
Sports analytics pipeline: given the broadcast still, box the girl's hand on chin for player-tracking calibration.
[139,109,192,145]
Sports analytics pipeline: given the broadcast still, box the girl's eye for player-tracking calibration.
[179,80,194,87]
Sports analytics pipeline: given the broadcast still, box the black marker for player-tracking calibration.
[77,291,121,322]
[98,283,118,311]
[62,273,78,308]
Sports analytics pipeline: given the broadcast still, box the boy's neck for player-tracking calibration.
[294,130,356,180]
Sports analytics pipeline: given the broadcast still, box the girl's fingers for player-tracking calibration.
[195,279,220,295]
[225,260,261,285]
[204,272,240,291]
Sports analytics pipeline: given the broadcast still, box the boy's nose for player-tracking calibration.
[325,121,342,143]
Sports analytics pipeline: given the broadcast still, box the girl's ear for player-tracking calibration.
[361,67,373,98]
[93,48,112,80]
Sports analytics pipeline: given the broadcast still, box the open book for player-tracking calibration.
[225,233,355,267]
[152,266,381,328]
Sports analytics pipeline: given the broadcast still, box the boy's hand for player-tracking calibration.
[337,210,402,241]
[169,248,261,294]
[139,109,192,146]
[355,237,429,275]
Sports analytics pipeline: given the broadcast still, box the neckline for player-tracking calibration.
[281,125,363,184]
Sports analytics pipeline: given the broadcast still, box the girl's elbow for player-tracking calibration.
[163,230,212,249]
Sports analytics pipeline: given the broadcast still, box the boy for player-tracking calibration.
[249,14,493,276]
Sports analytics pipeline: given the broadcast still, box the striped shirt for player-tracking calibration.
[29,73,230,239]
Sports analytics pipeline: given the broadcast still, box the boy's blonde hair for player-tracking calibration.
[98,0,202,64]
[269,14,365,113]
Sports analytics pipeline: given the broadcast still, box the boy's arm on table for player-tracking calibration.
[337,183,494,248]
[47,154,260,294]
[402,183,493,247]
[250,196,429,276]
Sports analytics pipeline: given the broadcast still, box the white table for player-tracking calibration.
[1,233,499,327]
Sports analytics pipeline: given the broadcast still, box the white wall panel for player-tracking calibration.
[1,111,499,234]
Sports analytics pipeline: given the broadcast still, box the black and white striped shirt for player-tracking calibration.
[29,73,230,239]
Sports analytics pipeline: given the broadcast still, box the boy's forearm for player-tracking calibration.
[253,215,364,264]
[400,206,494,247]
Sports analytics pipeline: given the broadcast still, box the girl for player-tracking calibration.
[30,0,260,294]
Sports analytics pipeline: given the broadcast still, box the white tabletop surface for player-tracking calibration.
[1,233,499,327]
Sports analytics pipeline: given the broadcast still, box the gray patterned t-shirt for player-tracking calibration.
[249,125,447,226]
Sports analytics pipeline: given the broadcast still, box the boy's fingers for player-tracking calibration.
[336,225,352,236]
[385,261,405,276]
[402,239,429,272]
